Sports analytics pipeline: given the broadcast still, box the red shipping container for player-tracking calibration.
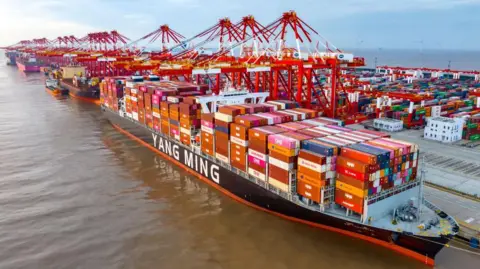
[248,161,266,175]
[268,164,290,185]
[337,166,368,181]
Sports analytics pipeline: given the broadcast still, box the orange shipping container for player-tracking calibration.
[202,132,214,144]
[298,166,326,181]
[337,174,368,190]
[298,150,326,165]
[201,137,214,155]
[201,113,215,122]
[336,156,370,174]
[234,115,268,128]
[249,140,268,154]
[340,147,376,165]
[269,150,297,164]
[231,158,247,172]
[297,171,327,186]
[336,180,367,198]
[297,178,322,203]
[181,133,191,146]
[231,143,247,155]
[230,123,248,140]
[335,189,364,214]
[218,106,244,117]
[161,119,169,135]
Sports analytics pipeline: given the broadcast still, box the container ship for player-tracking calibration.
[16,54,45,72]
[100,76,459,266]
[5,50,17,65]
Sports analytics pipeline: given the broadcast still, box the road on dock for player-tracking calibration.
[424,186,480,239]
[391,129,480,197]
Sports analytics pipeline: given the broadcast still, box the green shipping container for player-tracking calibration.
[392,105,404,112]
[467,123,478,129]
[470,134,480,141]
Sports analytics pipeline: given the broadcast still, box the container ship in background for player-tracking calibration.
[100,75,459,266]
[5,50,17,66]
[15,53,45,72]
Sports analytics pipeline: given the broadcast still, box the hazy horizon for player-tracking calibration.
[1,0,480,50]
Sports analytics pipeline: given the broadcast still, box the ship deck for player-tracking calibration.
[370,204,453,237]
[298,195,455,237]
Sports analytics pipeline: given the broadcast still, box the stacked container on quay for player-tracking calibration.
[100,75,459,266]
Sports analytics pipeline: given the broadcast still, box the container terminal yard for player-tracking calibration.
[1,10,479,268]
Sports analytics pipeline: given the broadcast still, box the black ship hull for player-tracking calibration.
[102,107,452,266]
[60,79,100,105]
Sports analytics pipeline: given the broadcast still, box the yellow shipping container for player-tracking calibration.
[60,66,86,79]
[336,180,367,198]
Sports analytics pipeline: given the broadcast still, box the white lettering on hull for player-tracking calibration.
[152,132,220,184]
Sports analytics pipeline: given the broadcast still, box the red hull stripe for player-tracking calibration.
[111,123,435,267]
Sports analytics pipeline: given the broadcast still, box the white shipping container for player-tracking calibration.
[424,116,464,143]
[431,106,441,117]
[373,118,403,132]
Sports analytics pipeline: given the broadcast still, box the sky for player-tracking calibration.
[0,0,479,50]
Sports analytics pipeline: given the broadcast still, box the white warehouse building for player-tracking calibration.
[424,117,464,143]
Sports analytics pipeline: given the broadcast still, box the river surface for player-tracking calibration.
[0,57,478,269]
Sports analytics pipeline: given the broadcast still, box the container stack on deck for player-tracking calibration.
[201,113,215,156]
[103,76,423,218]
[334,135,419,215]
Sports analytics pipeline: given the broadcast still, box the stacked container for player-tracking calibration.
[299,139,340,203]
[137,89,145,124]
[201,113,215,156]
[152,94,161,132]
[248,126,286,181]
[169,103,180,141]
[144,91,153,129]
[214,106,241,163]
[230,115,268,172]
[179,97,201,146]
[335,139,419,215]
[267,133,311,193]
[160,101,170,135]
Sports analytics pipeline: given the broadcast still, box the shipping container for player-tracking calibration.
[335,188,364,214]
